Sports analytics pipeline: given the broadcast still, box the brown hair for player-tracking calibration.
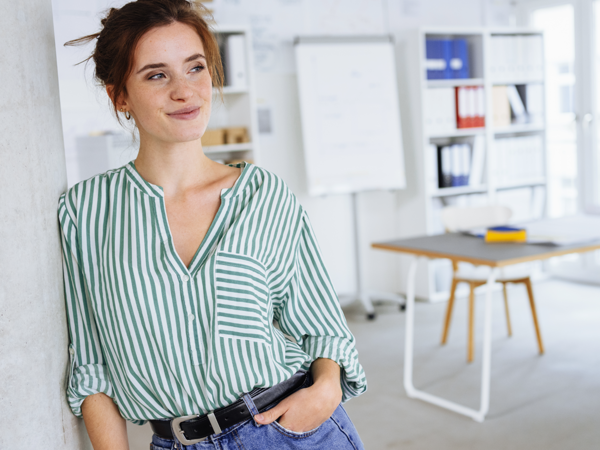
[66,0,223,123]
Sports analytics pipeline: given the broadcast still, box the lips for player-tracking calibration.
[167,106,200,120]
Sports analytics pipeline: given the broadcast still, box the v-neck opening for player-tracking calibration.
[149,162,249,275]
[185,162,248,273]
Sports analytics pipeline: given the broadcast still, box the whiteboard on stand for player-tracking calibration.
[294,36,406,196]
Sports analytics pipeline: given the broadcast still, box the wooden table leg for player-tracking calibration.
[524,278,545,355]
[502,282,513,337]
[441,278,458,345]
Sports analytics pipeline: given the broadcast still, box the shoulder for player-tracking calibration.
[243,163,301,210]
[58,164,130,225]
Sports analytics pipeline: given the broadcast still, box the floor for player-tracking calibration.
[342,278,600,450]
[127,278,600,449]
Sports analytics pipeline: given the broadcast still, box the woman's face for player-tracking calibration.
[120,22,212,146]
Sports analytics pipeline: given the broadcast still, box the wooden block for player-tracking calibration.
[201,128,225,147]
[224,127,249,144]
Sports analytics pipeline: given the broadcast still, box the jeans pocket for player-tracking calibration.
[150,436,173,450]
[270,419,325,439]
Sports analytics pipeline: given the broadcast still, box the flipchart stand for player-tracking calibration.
[338,193,406,320]
[294,36,407,319]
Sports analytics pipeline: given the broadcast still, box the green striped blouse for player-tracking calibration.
[58,161,366,424]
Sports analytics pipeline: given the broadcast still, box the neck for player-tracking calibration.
[134,135,210,197]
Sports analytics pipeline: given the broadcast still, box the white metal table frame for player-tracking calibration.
[404,256,498,422]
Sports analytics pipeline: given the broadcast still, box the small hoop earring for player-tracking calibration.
[120,108,131,120]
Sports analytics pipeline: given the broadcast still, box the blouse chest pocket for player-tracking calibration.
[214,251,272,344]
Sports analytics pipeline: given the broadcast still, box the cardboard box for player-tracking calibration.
[201,128,225,146]
[224,127,249,144]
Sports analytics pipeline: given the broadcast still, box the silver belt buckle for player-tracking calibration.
[171,411,222,445]
[171,414,206,445]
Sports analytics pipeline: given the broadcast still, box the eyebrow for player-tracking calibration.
[136,53,206,74]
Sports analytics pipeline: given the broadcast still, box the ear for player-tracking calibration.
[106,85,128,111]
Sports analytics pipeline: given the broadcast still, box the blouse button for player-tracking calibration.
[188,314,195,322]
[183,275,190,281]
[69,348,75,355]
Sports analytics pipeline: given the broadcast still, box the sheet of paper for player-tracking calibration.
[295,40,405,195]
[518,215,600,246]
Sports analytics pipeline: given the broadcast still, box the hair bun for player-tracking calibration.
[100,8,118,26]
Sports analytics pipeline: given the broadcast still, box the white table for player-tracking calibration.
[373,232,600,422]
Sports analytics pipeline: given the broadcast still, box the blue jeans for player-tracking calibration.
[150,374,365,450]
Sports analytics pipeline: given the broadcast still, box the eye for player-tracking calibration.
[148,72,165,80]
[190,64,205,73]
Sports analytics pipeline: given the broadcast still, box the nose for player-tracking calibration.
[170,73,194,102]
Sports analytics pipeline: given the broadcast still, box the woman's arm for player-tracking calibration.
[82,393,129,450]
[254,358,342,432]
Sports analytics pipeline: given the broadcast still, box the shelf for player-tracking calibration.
[204,143,253,154]
[411,27,549,302]
[497,179,546,190]
[423,27,486,36]
[214,86,249,95]
[489,28,544,36]
[492,80,544,86]
[213,25,250,34]
[427,78,484,88]
[493,123,545,135]
[428,128,486,139]
[431,185,488,197]
[208,26,258,164]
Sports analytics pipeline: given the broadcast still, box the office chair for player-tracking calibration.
[440,205,544,362]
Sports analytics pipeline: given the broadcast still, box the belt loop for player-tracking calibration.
[242,393,262,427]
[171,437,183,450]
[207,411,222,435]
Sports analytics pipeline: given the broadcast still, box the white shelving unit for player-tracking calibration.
[400,27,547,302]
[205,25,259,165]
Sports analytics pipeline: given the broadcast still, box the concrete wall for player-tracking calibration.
[0,1,88,448]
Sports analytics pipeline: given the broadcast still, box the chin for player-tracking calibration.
[175,133,204,144]
[165,126,205,144]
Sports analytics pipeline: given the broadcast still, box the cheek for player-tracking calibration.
[127,86,154,114]
[200,71,213,95]
[200,81,212,116]
[131,89,165,125]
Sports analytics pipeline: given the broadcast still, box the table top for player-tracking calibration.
[372,233,600,267]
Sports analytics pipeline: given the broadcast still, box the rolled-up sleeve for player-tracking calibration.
[275,211,367,402]
[58,193,114,418]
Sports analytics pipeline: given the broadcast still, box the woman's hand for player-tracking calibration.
[254,358,342,432]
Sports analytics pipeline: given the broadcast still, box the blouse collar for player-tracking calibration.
[124,160,252,200]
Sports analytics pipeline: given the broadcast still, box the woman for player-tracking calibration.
[58,1,366,449]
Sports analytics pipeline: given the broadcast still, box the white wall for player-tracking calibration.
[0,0,89,448]
[51,0,516,305]
[214,0,515,297]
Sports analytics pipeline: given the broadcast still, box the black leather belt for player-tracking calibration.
[150,370,308,445]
